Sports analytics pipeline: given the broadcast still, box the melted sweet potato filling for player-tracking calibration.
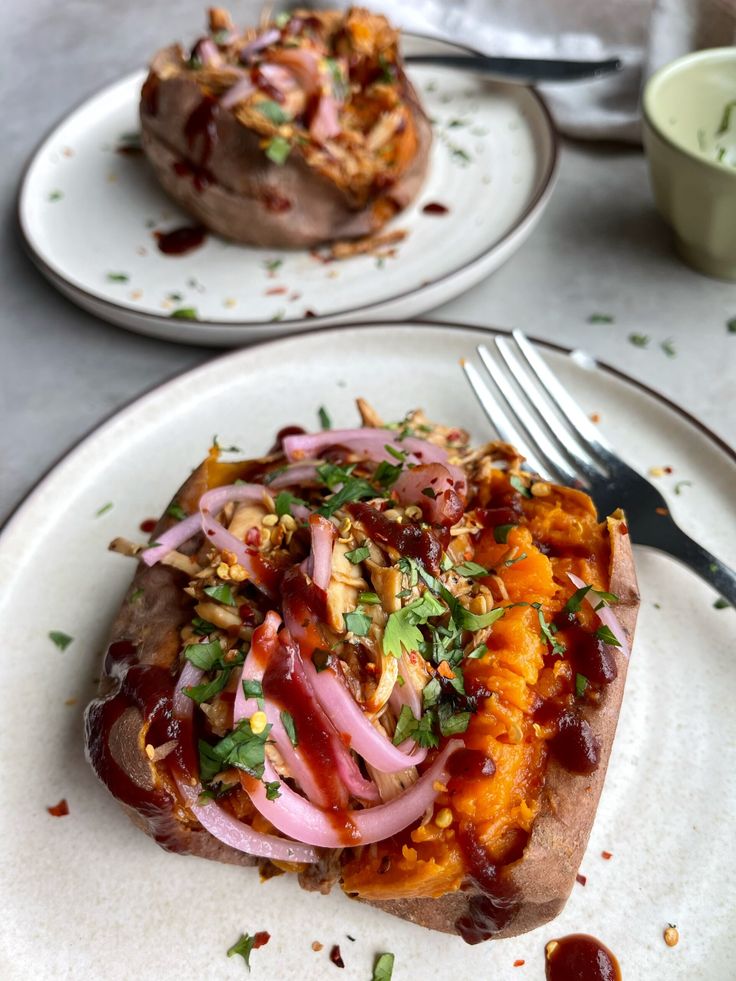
[341,472,611,900]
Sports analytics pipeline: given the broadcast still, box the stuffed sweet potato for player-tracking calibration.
[85,403,639,942]
[139,7,432,248]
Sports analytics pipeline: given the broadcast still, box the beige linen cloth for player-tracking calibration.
[338,0,736,141]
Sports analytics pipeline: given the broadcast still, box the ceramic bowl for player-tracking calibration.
[642,47,736,280]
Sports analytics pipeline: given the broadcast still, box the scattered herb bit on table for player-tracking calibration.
[49,631,73,651]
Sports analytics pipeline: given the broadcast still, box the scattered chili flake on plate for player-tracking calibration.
[601,850,613,860]
[330,944,344,967]
[47,799,69,817]
[513,959,526,967]
[576,873,587,886]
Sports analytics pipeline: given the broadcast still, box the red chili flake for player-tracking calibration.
[590,412,601,424]
[265,286,288,295]
[576,873,587,886]
[253,932,271,949]
[245,527,261,547]
[304,309,317,318]
[601,850,613,860]
[330,945,345,968]
[664,466,673,474]
[207,528,216,536]
[47,799,69,817]
[139,518,157,533]
[619,523,629,535]
[655,507,669,516]
[513,960,526,967]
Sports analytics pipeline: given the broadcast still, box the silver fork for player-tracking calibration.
[463,329,736,606]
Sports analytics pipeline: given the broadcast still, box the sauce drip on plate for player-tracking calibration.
[545,934,621,981]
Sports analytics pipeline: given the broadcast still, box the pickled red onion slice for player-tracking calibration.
[303,658,427,771]
[141,513,201,567]
[308,515,334,591]
[174,772,318,863]
[173,661,204,720]
[567,572,630,657]
[242,739,462,848]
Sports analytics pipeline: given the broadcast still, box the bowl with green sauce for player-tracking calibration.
[643,47,736,280]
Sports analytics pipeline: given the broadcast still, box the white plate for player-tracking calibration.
[17,39,557,347]
[1,323,734,981]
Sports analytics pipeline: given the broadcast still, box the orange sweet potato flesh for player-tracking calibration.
[347,482,639,939]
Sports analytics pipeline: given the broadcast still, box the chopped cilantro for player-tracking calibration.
[421,486,436,499]
[257,98,290,124]
[207,718,271,780]
[359,591,380,605]
[373,460,404,488]
[503,551,528,567]
[183,640,224,670]
[392,705,439,748]
[493,523,515,543]
[344,611,371,636]
[95,501,113,517]
[674,480,692,495]
[280,709,298,747]
[265,780,281,800]
[106,272,129,282]
[263,258,283,273]
[595,624,622,647]
[169,307,199,320]
[575,673,589,698]
[377,53,394,84]
[166,501,187,521]
[49,630,73,651]
[184,669,231,704]
[242,678,264,703]
[456,606,505,632]
[509,475,531,498]
[129,588,144,604]
[212,435,242,453]
[588,313,614,324]
[227,933,257,970]
[191,616,217,636]
[325,57,348,100]
[198,739,222,785]
[438,704,471,736]
[315,463,379,517]
[661,338,676,358]
[345,545,371,564]
[628,333,650,348]
[713,597,730,609]
[265,135,291,165]
[274,490,307,517]
[727,317,736,333]
[318,405,331,430]
[534,604,565,655]
[203,583,236,606]
[716,99,736,134]
[383,592,445,657]
[384,444,407,462]
[466,643,488,659]
[454,560,489,578]
[48,190,63,201]
[372,953,395,981]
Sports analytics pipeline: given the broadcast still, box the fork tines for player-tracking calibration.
[463,329,616,488]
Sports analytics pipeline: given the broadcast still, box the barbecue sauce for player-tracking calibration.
[422,202,449,215]
[348,502,442,574]
[545,934,621,981]
[155,225,207,255]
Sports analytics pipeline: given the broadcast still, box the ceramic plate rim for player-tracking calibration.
[16,38,559,338]
[3,319,734,544]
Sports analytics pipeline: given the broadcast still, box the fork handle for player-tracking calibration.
[649,524,736,607]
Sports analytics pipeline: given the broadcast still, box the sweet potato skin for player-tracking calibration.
[139,47,432,248]
[362,512,639,939]
[86,466,639,940]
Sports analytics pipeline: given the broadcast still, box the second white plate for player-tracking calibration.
[18,39,557,346]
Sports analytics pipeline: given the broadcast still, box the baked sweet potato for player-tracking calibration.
[85,406,639,942]
[139,7,432,248]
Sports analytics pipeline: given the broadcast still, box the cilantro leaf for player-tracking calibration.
[575,673,589,698]
[316,463,379,517]
[191,616,217,636]
[227,933,257,970]
[265,780,281,800]
[169,307,199,320]
[95,502,113,517]
[198,739,222,785]
[203,583,236,606]
[265,135,291,165]
[454,560,489,578]
[466,643,488,659]
[242,678,264,702]
[49,630,73,651]
[257,99,290,124]
[455,606,505,632]
[493,523,515,543]
[318,405,331,430]
[595,624,622,647]
[372,953,395,981]
[274,490,307,517]
[344,611,371,636]
[392,705,439,748]
[438,703,471,736]
[184,669,231,704]
[345,545,371,564]
[359,591,380,605]
[383,593,445,657]
[535,604,566,655]
[183,640,223,670]
[280,709,298,747]
[373,460,403,488]
[166,501,187,521]
[509,475,531,498]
